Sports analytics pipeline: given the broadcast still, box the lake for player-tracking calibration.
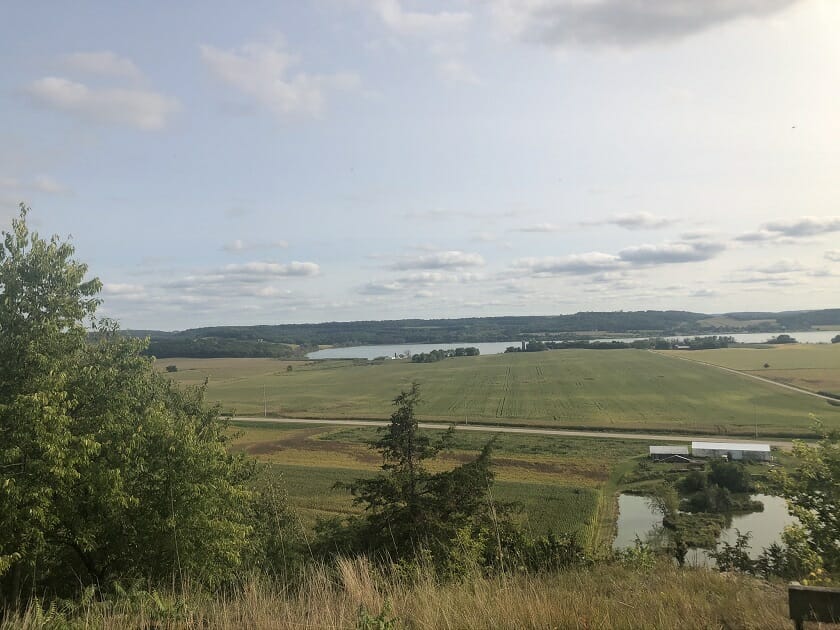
[307,330,840,359]
[613,493,798,567]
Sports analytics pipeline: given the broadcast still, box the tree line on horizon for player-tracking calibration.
[129,310,840,359]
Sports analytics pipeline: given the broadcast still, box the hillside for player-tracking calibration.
[126,308,840,358]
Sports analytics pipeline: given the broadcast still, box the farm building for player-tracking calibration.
[690,441,771,462]
[649,445,690,462]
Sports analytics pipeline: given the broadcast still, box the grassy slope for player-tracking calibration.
[164,350,840,436]
[668,344,840,394]
[2,561,791,629]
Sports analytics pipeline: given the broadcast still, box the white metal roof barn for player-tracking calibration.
[691,441,771,461]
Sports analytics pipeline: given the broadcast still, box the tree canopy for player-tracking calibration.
[778,423,840,575]
[0,206,289,603]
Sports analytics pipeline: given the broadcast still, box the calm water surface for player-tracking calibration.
[307,331,840,359]
[307,341,521,360]
[613,493,798,566]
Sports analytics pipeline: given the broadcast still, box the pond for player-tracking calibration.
[613,493,798,567]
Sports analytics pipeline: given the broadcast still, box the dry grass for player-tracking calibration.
[3,560,790,629]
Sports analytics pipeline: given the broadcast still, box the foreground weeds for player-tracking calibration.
[2,560,789,629]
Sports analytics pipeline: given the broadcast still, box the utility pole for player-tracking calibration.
[263,385,267,417]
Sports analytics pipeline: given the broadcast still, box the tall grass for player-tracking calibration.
[2,560,789,629]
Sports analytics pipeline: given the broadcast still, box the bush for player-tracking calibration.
[708,460,753,493]
[165,364,178,372]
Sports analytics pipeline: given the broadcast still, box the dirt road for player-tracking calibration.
[233,416,794,450]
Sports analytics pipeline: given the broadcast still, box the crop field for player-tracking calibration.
[230,423,645,545]
[666,344,840,396]
[161,349,840,436]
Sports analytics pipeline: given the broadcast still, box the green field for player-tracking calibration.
[230,423,646,547]
[667,344,840,396]
[162,349,840,436]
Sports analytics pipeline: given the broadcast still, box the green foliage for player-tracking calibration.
[712,530,754,573]
[411,347,479,362]
[682,485,734,513]
[767,334,797,344]
[777,421,840,574]
[506,531,589,573]
[708,460,753,493]
[146,336,305,359]
[165,364,178,372]
[0,207,292,603]
[679,469,708,493]
[647,484,679,519]
[616,538,657,571]
[356,601,399,630]
[755,526,823,581]
[320,384,510,566]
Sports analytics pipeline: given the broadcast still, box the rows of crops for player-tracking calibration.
[164,349,840,436]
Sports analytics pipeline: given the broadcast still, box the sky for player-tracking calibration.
[2,0,839,330]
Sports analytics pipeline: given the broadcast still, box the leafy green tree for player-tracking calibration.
[777,423,840,575]
[708,460,753,493]
[0,206,284,602]
[1,205,102,600]
[321,383,503,564]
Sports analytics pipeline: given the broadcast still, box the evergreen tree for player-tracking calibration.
[321,383,502,564]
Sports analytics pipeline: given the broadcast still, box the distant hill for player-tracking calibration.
[120,308,840,358]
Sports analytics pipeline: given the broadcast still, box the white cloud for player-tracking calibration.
[391,250,485,270]
[581,212,677,230]
[749,259,804,274]
[607,212,677,230]
[223,261,320,277]
[492,0,803,48]
[27,77,179,130]
[373,0,472,35]
[396,271,483,285]
[762,216,840,237]
[515,222,563,232]
[360,280,405,294]
[511,239,726,276]
[618,240,725,264]
[101,283,147,301]
[513,252,621,275]
[200,41,359,117]
[826,250,840,262]
[737,216,840,243]
[61,51,142,80]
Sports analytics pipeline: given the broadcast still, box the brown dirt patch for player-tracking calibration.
[244,428,380,464]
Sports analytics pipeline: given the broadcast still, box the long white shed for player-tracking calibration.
[690,441,771,462]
